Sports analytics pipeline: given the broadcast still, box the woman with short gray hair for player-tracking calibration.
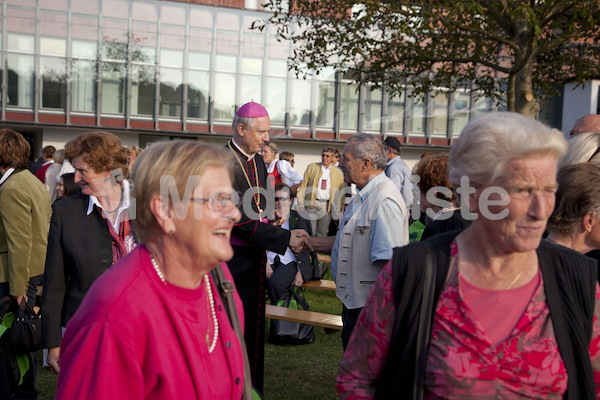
[338,112,600,398]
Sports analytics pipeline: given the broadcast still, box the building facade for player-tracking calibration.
[0,0,596,170]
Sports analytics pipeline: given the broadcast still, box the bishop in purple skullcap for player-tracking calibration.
[236,101,269,118]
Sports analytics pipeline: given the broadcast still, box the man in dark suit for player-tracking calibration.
[0,129,52,399]
[226,101,309,393]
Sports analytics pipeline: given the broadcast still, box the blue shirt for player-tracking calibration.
[385,156,414,210]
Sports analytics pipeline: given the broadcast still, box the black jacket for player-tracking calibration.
[41,193,113,348]
[376,230,598,400]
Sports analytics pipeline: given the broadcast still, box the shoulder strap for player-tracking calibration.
[412,241,436,400]
[538,242,596,400]
[210,266,255,400]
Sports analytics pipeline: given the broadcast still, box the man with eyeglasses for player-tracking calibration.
[296,147,345,237]
[226,101,310,394]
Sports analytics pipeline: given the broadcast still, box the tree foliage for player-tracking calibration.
[254,0,600,117]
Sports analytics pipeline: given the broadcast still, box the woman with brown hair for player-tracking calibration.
[413,153,471,241]
[42,131,135,374]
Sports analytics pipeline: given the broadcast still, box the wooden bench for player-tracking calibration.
[317,253,331,264]
[265,304,343,331]
[303,279,336,292]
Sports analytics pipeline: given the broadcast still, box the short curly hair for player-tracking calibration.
[65,131,127,178]
[413,153,456,203]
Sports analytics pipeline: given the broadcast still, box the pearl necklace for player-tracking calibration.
[150,255,219,353]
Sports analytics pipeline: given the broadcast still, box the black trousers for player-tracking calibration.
[227,246,267,394]
[341,305,363,350]
[267,259,298,304]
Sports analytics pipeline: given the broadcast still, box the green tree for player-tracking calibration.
[255,0,600,117]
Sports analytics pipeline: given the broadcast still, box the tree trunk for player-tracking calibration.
[507,72,516,112]
[514,58,539,118]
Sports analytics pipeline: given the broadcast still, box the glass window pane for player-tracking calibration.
[132,21,158,49]
[289,79,311,126]
[473,96,490,116]
[216,55,236,72]
[213,72,236,122]
[216,31,239,55]
[40,0,67,12]
[189,28,213,52]
[316,80,335,128]
[101,62,126,114]
[41,37,67,56]
[216,12,239,31]
[131,65,156,116]
[159,67,183,118]
[387,92,405,133]
[241,57,262,74]
[452,92,470,138]
[268,60,287,77]
[7,8,35,34]
[189,9,213,29]
[187,70,209,119]
[72,15,99,41]
[161,3,187,25]
[364,88,382,131]
[73,40,98,59]
[72,0,99,15]
[240,75,262,105]
[7,34,34,52]
[409,97,426,135]
[40,12,67,38]
[132,1,158,22]
[243,34,264,57]
[71,59,97,112]
[41,57,67,109]
[161,49,183,68]
[7,54,34,108]
[161,25,185,50]
[102,0,130,19]
[340,83,359,130]
[266,77,286,125]
[189,52,210,70]
[431,92,448,137]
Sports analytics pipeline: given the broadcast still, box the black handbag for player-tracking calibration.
[6,298,42,354]
[269,286,315,345]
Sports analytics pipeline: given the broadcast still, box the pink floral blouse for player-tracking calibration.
[336,243,600,399]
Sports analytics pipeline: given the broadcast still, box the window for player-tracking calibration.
[387,91,405,133]
[316,68,336,128]
[364,87,382,131]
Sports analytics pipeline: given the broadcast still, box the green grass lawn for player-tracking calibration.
[35,284,343,399]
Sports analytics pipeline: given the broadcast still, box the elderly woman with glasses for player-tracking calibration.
[337,112,600,399]
[55,141,247,399]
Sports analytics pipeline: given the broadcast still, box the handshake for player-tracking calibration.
[288,229,313,255]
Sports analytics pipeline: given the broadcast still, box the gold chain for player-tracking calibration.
[474,261,524,290]
[228,142,263,217]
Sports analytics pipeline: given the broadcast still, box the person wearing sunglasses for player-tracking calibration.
[266,183,320,305]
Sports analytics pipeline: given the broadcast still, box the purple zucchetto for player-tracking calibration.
[236,101,269,118]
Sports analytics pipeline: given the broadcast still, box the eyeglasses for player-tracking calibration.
[275,196,289,202]
[187,190,240,214]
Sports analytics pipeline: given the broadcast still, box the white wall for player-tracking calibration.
[562,80,600,137]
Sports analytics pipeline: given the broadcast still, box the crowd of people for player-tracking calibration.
[1,105,600,399]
